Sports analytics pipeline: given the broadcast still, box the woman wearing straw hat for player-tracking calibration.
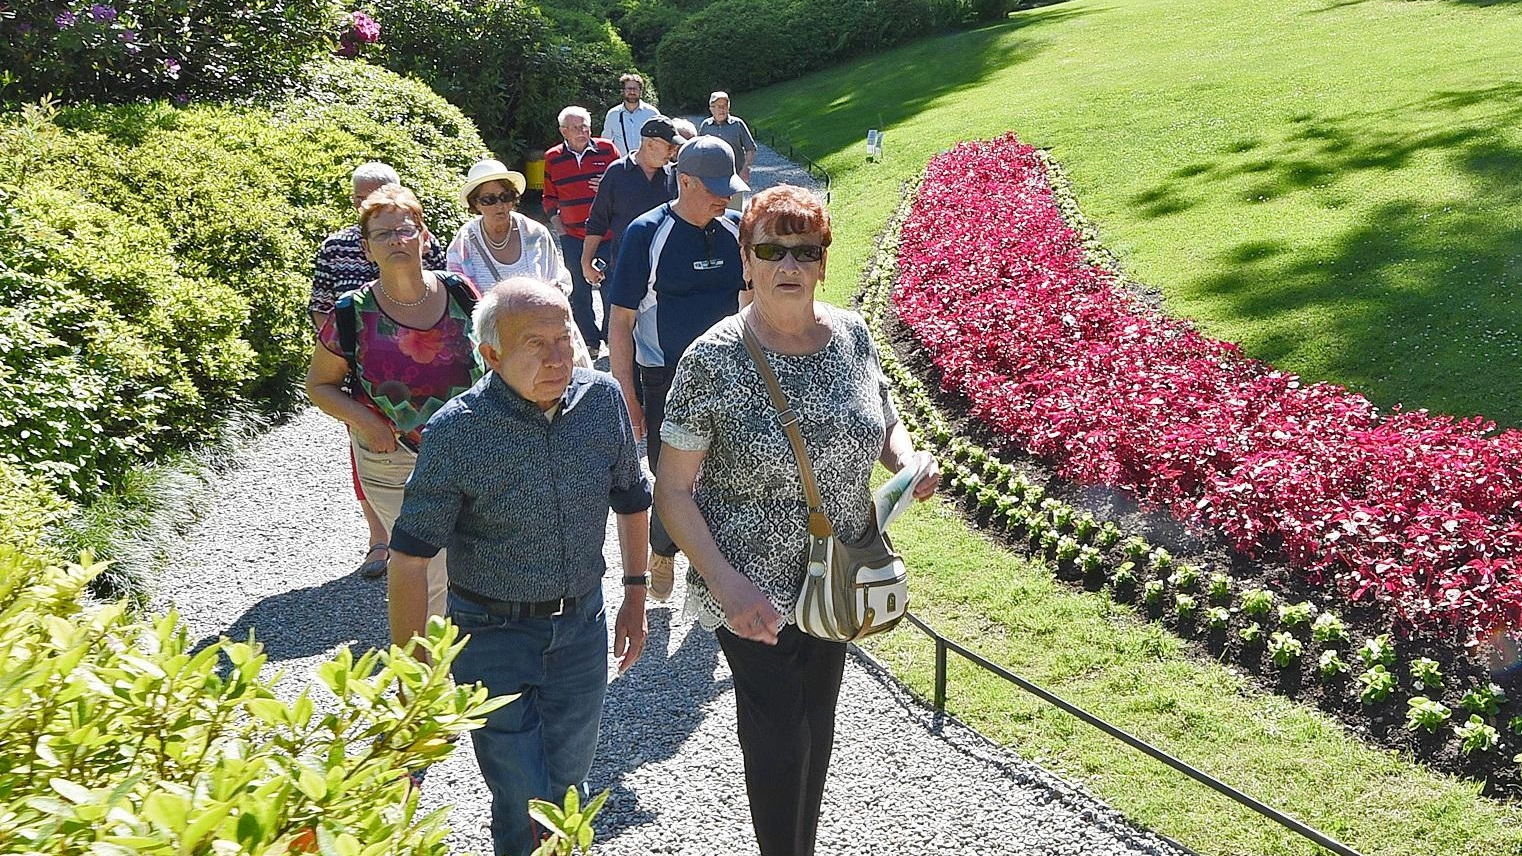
[447,158,574,297]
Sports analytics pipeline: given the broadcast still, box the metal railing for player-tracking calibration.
[898,611,1368,856]
[754,128,832,202]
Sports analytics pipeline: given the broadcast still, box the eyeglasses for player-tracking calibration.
[475,192,517,207]
[750,243,824,263]
[365,223,421,243]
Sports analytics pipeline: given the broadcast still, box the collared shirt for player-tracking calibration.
[309,223,447,318]
[606,203,745,368]
[543,138,620,240]
[600,101,660,156]
[584,154,677,271]
[698,116,757,173]
[390,368,652,602]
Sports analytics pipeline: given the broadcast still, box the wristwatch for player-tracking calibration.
[622,574,649,586]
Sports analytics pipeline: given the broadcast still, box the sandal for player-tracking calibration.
[357,543,390,579]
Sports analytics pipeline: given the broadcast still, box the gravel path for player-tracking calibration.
[155,142,1189,856]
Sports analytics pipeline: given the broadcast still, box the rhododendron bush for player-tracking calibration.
[893,133,1522,645]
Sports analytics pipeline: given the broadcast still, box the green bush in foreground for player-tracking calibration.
[0,547,503,854]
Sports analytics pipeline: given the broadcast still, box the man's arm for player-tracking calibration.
[582,235,606,286]
[609,306,643,440]
[612,509,649,672]
[387,550,431,652]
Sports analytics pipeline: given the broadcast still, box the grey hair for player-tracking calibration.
[671,117,697,140]
[351,161,400,190]
[473,277,570,350]
[557,105,592,128]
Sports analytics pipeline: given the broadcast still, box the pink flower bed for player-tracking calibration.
[893,133,1522,644]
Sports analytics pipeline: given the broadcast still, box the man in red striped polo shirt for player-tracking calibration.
[544,106,620,354]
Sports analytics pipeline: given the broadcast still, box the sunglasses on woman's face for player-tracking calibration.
[366,223,421,243]
[476,192,517,207]
[750,243,824,263]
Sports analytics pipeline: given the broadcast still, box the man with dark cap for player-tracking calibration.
[581,116,682,290]
[606,135,749,601]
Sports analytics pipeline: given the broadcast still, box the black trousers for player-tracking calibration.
[639,364,678,558]
[717,625,848,856]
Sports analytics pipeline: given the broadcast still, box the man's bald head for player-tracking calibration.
[473,277,577,410]
[473,277,572,350]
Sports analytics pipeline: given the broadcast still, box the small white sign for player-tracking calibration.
[867,129,883,160]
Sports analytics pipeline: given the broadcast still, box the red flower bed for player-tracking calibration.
[893,133,1522,644]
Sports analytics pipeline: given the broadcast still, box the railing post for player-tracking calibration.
[934,637,948,714]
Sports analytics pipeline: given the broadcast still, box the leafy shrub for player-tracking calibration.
[0,60,483,550]
[1407,696,1453,733]
[1311,611,1348,644]
[1277,601,1314,630]
[1268,631,1303,668]
[1,1,339,105]
[1410,657,1444,690]
[1460,683,1508,717]
[1456,715,1500,755]
[1319,650,1350,678]
[1358,665,1397,705]
[654,0,958,108]
[1240,588,1275,617]
[1357,634,1397,670]
[0,548,502,853]
[367,0,636,162]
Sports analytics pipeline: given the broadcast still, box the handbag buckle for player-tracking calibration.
[774,408,799,428]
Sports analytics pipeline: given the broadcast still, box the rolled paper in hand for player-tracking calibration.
[874,452,934,530]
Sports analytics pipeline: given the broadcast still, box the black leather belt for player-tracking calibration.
[450,584,580,619]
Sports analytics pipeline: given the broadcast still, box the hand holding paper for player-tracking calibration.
[874,451,939,530]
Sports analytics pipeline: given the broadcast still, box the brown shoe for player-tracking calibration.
[649,552,675,601]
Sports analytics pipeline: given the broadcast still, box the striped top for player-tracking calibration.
[309,223,446,319]
[542,138,619,240]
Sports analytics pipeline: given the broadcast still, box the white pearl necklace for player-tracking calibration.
[482,217,515,251]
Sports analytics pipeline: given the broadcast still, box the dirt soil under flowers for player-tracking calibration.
[877,303,1522,798]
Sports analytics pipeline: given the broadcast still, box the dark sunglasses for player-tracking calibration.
[475,191,518,207]
[750,243,824,263]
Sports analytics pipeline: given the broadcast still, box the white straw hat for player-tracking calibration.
[459,159,527,208]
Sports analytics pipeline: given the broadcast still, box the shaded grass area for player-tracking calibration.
[863,496,1522,856]
[746,0,1522,426]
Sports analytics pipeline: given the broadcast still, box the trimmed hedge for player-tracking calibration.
[0,58,485,551]
[367,0,638,162]
[654,0,960,108]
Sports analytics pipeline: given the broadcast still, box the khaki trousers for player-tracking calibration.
[351,437,448,619]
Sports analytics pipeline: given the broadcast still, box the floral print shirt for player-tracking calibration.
[317,278,483,450]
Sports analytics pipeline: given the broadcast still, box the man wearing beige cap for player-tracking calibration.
[606,136,750,600]
[698,91,757,184]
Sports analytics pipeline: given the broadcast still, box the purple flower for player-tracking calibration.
[55,11,77,27]
[162,58,181,78]
[117,29,137,43]
[349,11,381,43]
[172,93,189,107]
[18,22,35,34]
[90,4,117,23]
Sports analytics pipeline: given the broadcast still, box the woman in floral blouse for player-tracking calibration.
[305,184,483,620]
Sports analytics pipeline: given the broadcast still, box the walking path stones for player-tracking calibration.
[154,141,1188,856]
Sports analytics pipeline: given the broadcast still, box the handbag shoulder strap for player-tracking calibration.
[466,219,505,283]
[739,318,834,538]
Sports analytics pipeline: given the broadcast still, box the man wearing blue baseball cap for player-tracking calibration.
[606,135,750,602]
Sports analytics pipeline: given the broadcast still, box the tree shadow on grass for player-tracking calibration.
[1126,81,1522,426]
[752,6,1099,161]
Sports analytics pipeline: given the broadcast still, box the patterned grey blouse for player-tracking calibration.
[661,306,898,630]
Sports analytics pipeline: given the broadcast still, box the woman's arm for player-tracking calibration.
[655,445,783,644]
[879,421,941,501]
[304,342,398,453]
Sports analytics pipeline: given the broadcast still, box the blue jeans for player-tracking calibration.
[449,587,609,856]
[562,234,609,350]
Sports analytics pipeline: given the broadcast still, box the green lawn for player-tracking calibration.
[865,496,1522,856]
[745,0,1522,427]
[737,3,1522,852]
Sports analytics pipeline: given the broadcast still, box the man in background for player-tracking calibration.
[581,116,682,290]
[544,106,620,353]
[601,73,660,157]
[698,91,757,188]
[606,136,749,601]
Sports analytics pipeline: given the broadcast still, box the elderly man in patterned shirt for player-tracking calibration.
[387,277,652,856]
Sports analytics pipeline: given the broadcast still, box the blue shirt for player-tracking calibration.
[607,203,745,368]
[390,368,652,602]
